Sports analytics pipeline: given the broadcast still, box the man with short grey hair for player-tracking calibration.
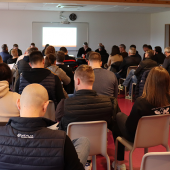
[163,47,170,74]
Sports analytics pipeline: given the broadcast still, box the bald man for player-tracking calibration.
[0,84,89,170]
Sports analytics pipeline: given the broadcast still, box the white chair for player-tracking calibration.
[140,152,170,170]
[44,100,55,121]
[67,121,110,170]
[114,114,170,170]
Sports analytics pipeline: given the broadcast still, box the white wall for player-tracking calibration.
[151,11,170,50]
[0,10,150,56]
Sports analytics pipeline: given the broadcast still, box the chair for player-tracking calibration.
[140,152,170,170]
[44,100,55,121]
[114,114,170,170]
[131,83,136,102]
[67,121,110,170]
[119,66,138,96]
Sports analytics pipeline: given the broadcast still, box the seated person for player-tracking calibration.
[56,65,120,132]
[0,63,20,122]
[119,49,158,99]
[56,51,74,94]
[106,45,123,70]
[0,44,12,63]
[130,44,141,59]
[88,52,118,98]
[116,47,141,79]
[16,47,30,64]
[44,45,56,57]
[77,42,91,65]
[45,53,71,86]
[0,84,90,169]
[163,47,170,74]
[15,51,65,107]
[112,66,170,170]
[95,43,107,53]
[7,49,18,64]
[17,47,37,74]
[142,44,149,60]
[153,46,166,65]
[30,42,38,50]
[9,44,22,56]
[42,44,49,56]
[97,45,109,68]
[119,44,128,59]
[60,46,78,70]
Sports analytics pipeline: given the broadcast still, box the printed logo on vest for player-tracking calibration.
[17,134,34,138]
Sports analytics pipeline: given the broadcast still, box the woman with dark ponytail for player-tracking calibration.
[45,54,71,85]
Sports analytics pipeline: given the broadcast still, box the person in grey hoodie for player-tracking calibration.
[45,53,71,86]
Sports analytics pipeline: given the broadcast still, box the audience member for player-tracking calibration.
[16,47,30,64]
[56,51,74,94]
[56,65,120,132]
[7,49,18,64]
[119,44,128,59]
[142,44,149,60]
[9,44,22,56]
[42,44,49,56]
[0,63,20,122]
[15,51,65,106]
[0,84,90,169]
[96,45,109,68]
[107,45,123,70]
[30,43,38,50]
[60,46,78,70]
[119,49,157,99]
[163,47,170,74]
[77,42,91,65]
[130,44,141,59]
[116,47,141,79]
[45,53,71,86]
[0,44,12,63]
[112,66,170,170]
[152,46,166,64]
[148,45,152,50]
[95,43,103,53]
[45,45,56,57]
[17,47,37,74]
[88,52,118,98]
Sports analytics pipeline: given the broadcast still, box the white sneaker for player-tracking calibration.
[112,161,126,170]
[85,162,92,170]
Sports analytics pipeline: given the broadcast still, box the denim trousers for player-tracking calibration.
[122,69,137,96]
[72,137,90,166]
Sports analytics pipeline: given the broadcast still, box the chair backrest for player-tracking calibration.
[44,100,55,121]
[126,66,138,77]
[134,114,170,148]
[67,121,107,156]
[140,152,170,170]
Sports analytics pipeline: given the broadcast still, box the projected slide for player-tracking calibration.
[42,27,77,47]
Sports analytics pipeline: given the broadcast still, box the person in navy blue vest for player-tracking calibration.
[0,44,12,63]
[0,84,90,170]
[15,51,65,107]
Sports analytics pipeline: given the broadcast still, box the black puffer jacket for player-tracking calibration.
[0,117,66,170]
[58,90,120,132]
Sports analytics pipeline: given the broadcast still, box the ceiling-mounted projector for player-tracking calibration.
[60,11,70,24]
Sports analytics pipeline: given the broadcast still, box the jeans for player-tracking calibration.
[113,112,134,161]
[122,69,137,96]
[72,137,90,166]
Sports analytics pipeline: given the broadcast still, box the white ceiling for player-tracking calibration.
[0,2,169,13]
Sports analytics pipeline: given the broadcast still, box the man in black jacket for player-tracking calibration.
[56,65,120,132]
[117,47,141,79]
[152,46,166,65]
[15,51,65,106]
[0,84,89,170]
[163,47,170,74]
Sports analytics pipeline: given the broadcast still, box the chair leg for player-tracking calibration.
[92,155,97,170]
[114,139,118,170]
[144,148,148,154]
[129,150,133,170]
[104,154,110,170]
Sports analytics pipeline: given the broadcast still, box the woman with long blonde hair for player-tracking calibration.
[112,66,170,170]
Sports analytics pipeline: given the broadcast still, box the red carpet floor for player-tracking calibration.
[96,94,169,170]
